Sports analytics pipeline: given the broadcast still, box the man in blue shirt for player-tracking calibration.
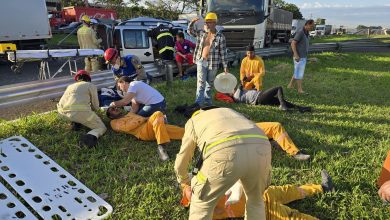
[104,48,147,81]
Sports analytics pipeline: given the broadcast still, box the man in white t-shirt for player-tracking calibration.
[110,76,166,117]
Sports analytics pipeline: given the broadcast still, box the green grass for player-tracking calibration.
[1,52,390,219]
[47,34,79,47]
[310,34,389,43]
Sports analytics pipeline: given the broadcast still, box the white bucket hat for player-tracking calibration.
[214,73,237,93]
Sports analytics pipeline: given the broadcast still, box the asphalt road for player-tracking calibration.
[0,58,86,86]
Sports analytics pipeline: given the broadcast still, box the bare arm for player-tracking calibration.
[130,99,140,114]
[113,92,135,107]
[291,40,299,61]
[187,17,200,37]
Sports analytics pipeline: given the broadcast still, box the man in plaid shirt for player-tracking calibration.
[188,12,229,106]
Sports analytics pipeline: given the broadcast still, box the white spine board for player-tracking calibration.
[0,183,37,219]
[0,136,113,220]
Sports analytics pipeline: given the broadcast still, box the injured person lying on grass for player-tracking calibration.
[175,105,311,161]
[106,107,184,161]
[215,85,312,113]
[180,170,334,220]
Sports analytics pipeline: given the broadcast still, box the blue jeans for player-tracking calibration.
[195,60,218,106]
[293,58,307,80]
[137,100,166,117]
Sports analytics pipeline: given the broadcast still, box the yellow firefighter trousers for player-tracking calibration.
[59,111,106,138]
[135,111,184,144]
[243,78,261,91]
[84,57,100,73]
[190,143,272,220]
[264,184,322,220]
[256,122,300,156]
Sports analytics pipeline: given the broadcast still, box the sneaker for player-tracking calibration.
[71,122,82,131]
[321,169,335,192]
[80,134,98,148]
[279,105,289,111]
[157,144,169,161]
[293,151,311,161]
[298,106,312,113]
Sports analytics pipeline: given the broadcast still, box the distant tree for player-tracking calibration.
[272,0,303,19]
[61,0,85,7]
[283,3,303,19]
[315,18,326,25]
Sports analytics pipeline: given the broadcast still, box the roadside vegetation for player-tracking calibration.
[47,33,79,48]
[310,34,389,43]
[0,52,389,219]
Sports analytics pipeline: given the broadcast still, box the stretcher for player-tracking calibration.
[7,49,104,80]
[0,136,113,219]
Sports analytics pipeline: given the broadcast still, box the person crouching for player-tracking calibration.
[57,70,107,147]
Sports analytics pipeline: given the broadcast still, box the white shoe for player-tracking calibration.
[157,145,169,161]
[293,152,310,161]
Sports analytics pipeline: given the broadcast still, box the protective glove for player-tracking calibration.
[224,181,243,207]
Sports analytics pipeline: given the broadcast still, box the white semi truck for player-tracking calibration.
[310,25,332,36]
[199,0,293,50]
[0,0,52,50]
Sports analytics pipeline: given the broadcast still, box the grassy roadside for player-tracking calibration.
[47,33,79,48]
[1,52,390,219]
[310,34,389,43]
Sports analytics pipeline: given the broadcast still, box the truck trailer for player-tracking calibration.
[292,19,306,36]
[266,7,293,44]
[49,6,117,28]
[0,0,51,50]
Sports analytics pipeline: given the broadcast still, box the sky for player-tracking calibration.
[286,0,390,28]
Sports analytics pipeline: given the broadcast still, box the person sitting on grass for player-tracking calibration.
[57,70,106,148]
[240,45,265,91]
[180,170,334,220]
[110,76,166,117]
[175,32,196,78]
[175,105,311,160]
[106,107,184,161]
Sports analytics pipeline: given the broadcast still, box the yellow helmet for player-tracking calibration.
[81,15,91,23]
[205,12,218,21]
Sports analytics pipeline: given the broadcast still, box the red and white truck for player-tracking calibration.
[49,6,117,28]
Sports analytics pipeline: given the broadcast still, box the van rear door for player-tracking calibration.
[121,29,154,63]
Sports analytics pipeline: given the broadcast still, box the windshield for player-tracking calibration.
[316,27,325,30]
[207,0,264,13]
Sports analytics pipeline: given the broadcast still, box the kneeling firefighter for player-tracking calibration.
[174,106,272,220]
[57,70,107,147]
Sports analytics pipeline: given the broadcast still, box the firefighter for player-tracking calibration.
[180,170,335,220]
[148,23,177,61]
[57,70,106,147]
[103,48,147,81]
[77,15,102,72]
[106,107,184,161]
[174,107,272,220]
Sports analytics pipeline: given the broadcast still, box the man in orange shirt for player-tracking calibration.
[240,45,265,91]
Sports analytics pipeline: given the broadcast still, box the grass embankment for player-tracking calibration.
[47,33,79,48]
[1,52,390,219]
[310,34,389,43]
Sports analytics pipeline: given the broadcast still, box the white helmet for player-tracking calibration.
[156,22,163,27]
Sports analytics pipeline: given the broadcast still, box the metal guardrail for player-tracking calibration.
[1,39,389,109]
[0,63,161,109]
